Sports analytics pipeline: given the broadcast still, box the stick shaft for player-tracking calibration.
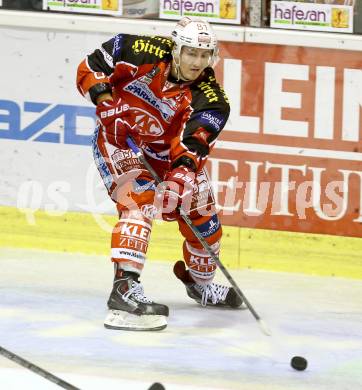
[0,346,81,390]
[126,137,266,327]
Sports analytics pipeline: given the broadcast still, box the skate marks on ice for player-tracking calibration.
[0,248,362,389]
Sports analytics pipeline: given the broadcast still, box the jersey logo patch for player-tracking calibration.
[196,110,224,132]
[124,79,177,123]
[126,107,165,137]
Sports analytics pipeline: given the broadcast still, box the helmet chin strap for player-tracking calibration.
[172,56,192,82]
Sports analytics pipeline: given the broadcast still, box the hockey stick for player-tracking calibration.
[126,136,271,336]
[0,345,81,390]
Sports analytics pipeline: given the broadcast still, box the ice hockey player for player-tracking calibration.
[76,16,243,331]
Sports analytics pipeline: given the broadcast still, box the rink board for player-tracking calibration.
[0,11,362,390]
[1,205,361,279]
[0,11,362,238]
[0,10,361,278]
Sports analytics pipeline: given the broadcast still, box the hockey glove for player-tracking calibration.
[96,98,132,147]
[159,167,196,221]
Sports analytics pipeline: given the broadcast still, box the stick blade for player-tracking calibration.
[258,319,272,336]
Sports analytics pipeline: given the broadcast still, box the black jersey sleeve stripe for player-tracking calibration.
[86,35,117,75]
[87,49,114,76]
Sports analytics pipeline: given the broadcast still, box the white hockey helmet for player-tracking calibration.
[171,17,218,67]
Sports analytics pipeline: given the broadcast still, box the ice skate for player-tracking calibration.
[104,271,169,331]
[173,260,243,308]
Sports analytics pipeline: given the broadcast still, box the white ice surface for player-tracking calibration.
[0,248,362,390]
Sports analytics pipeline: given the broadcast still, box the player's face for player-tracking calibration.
[179,46,212,81]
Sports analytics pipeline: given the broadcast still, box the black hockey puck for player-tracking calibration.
[291,356,307,371]
[148,383,165,390]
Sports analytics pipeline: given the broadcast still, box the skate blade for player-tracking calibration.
[104,310,167,331]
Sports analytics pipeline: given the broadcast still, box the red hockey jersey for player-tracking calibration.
[77,33,230,172]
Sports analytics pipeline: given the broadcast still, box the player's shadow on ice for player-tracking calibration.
[167,301,248,311]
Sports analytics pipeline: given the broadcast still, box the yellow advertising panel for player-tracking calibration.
[43,0,123,16]
[270,1,354,33]
[101,0,119,11]
[159,0,242,24]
